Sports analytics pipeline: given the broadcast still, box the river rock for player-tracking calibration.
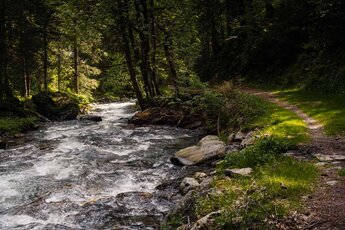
[240,131,255,147]
[234,130,246,142]
[14,133,25,138]
[225,168,253,177]
[171,135,226,166]
[180,177,200,195]
[193,172,207,182]
[77,115,102,122]
[165,190,196,222]
[227,133,235,144]
[315,154,345,162]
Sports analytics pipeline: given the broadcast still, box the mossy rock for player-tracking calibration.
[32,92,80,121]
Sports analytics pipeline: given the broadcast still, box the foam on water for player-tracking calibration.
[0,101,199,229]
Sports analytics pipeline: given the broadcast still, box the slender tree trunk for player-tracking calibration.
[0,0,4,101]
[57,48,62,92]
[22,54,29,97]
[118,0,145,109]
[73,17,79,94]
[0,0,11,100]
[149,0,160,96]
[43,23,48,91]
[163,34,179,98]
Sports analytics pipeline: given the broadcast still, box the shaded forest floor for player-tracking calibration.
[242,87,345,229]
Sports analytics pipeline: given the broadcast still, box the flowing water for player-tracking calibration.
[0,102,200,229]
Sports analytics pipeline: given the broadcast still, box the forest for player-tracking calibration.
[1,0,344,107]
[1,0,345,229]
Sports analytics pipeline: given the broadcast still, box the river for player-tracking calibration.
[0,102,200,229]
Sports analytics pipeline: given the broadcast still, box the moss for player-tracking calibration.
[0,117,36,134]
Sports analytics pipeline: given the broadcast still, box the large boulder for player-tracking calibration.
[171,135,226,166]
[32,92,80,121]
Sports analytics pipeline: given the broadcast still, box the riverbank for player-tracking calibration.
[159,85,321,229]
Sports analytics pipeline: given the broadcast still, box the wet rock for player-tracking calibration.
[129,107,183,126]
[180,177,200,195]
[171,135,226,166]
[225,168,253,177]
[166,190,196,222]
[189,210,223,230]
[77,115,102,122]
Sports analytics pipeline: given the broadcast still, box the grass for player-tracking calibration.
[196,147,318,229]
[0,116,36,133]
[338,168,345,177]
[275,88,345,136]
[193,89,317,229]
[241,94,310,145]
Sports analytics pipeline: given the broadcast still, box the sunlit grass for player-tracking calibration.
[193,92,316,229]
[196,156,318,229]
[241,94,310,145]
[275,88,345,136]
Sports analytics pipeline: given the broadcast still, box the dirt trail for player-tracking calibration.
[242,88,345,230]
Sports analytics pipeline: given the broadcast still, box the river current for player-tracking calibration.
[0,102,200,229]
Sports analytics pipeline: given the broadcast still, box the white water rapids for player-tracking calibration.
[0,102,200,229]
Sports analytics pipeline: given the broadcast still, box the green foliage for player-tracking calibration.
[338,168,345,177]
[0,117,36,133]
[223,137,293,168]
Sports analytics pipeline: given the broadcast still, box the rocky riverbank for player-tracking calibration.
[162,131,257,229]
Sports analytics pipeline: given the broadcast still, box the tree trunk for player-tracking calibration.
[57,48,62,92]
[73,17,79,94]
[118,0,145,109]
[134,0,155,99]
[43,23,48,91]
[149,0,160,96]
[0,0,4,101]
[163,34,179,98]
[0,0,11,100]
[22,54,29,97]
